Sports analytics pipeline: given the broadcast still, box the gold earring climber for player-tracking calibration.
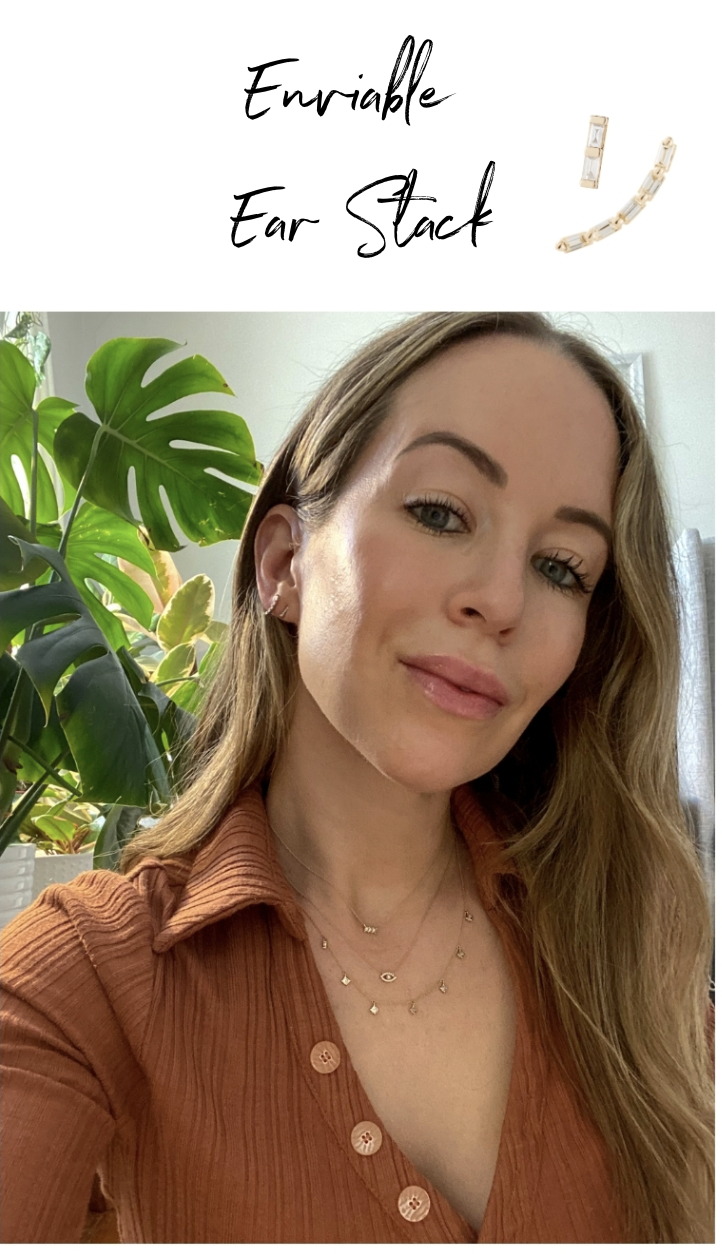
[557,133,676,252]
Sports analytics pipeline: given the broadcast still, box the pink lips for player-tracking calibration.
[400,654,510,721]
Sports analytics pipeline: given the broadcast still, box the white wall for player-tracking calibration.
[46,312,714,623]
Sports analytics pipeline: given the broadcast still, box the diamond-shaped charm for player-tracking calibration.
[456,947,465,959]
[341,973,350,985]
[409,1002,418,1014]
[439,981,448,993]
[369,1002,379,1014]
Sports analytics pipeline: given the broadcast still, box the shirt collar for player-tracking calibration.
[150,780,519,954]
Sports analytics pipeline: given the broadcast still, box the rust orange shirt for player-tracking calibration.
[1,782,628,1242]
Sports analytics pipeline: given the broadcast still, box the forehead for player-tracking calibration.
[359,335,619,497]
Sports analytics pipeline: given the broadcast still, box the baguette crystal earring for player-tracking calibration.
[580,115,608,188]
[262,591,290,619]
[557,136,676,252]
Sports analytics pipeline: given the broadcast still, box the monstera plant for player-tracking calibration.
[0,332,263,866]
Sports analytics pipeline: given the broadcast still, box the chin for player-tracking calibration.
[360,733,498,797]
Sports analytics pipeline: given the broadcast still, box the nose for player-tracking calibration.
[448,544,526,638]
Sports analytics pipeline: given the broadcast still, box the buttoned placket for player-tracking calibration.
[270,906,474,1241]
[267,862,548,1246]
[259,783,548,1242]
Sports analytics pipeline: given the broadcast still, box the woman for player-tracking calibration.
[0,313,713,1244]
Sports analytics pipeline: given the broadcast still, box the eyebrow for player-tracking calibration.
[395,430,508,487]
[554,506,612,549]
[395,429,613,549]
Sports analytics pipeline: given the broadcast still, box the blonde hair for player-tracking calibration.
[120,313,714,1242]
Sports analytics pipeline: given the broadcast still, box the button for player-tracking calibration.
[397,1185,431,1222]
[351,1120,383,1156]
[310,1041,341,1073]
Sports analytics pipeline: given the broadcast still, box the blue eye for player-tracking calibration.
[405,496,468,534]
[533,554,592,595]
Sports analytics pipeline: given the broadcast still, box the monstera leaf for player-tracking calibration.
[2,497,157,651]
[0,539,170,807]
[0,650,76,784]
[53,338,264,552]
[0,498,50,589]
[42,503,157,652]
[0,340,77,522]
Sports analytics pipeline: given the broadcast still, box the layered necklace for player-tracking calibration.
[271,821,475,1017]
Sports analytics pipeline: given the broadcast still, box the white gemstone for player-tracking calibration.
[588,123,605,147]
[620,198,643,222]
[592,219,616,239]
[647,177,664,197]
[582,155,600,181]
[565,233,587,251]
[656,142,676,169]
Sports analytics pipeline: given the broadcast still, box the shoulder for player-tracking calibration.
[0,852,194,1009]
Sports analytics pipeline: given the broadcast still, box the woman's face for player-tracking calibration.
[286,335,619,793]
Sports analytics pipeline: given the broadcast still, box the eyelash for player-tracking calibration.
[404,495,594,597]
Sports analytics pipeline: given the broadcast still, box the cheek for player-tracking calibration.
[295,521,423,721]
[524,596,588,705]
[295,525,384,693]
[296,540,359,675]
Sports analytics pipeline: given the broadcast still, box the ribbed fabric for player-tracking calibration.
[1,781,630,1242]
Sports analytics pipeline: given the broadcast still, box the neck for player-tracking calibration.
[265,687,458,925]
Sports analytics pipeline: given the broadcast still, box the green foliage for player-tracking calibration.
[0,331,259,867]
[53,337,264,551]
[2,313,51,385]
[1,539,170,811]
[0,340,77,521]
[157,574,214,650]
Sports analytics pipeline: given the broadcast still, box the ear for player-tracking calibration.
[254,505,303,623]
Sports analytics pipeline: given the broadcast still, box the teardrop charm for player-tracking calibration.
[369,1002,379,1015]
[456,947,465,959]
[380,971,396,982]
[320,937,328,950]
[340,973,351,985]
[409,1002,418,1015]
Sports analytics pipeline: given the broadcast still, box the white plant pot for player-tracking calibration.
[0,843,37,931]
[32,849,95,898]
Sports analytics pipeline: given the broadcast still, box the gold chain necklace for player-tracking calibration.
[299,840,474,1017]
[270,817,455,935]
[291,838,456,985]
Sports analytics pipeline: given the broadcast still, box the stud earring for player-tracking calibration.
[580,115,608,188]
